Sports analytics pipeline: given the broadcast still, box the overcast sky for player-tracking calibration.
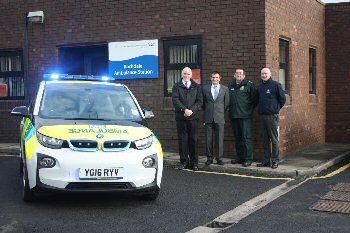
[322,0,350,3]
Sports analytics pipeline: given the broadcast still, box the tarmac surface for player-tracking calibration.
[1,142,350,179]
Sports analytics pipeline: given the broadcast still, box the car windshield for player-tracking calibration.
[39,82,142,121]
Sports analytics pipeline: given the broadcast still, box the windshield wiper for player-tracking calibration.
[64,117,112,121]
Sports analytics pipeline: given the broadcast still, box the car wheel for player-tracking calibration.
[141,188,160,201]
[22,163,36,202]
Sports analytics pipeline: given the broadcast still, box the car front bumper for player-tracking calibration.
[26,145,163,192]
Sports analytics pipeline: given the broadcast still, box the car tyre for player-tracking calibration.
[22,163,36,202]
[141,188,160,201]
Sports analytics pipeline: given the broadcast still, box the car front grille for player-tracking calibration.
[69,139,98,151]
[66,182,132,191]
[102,140,130,152]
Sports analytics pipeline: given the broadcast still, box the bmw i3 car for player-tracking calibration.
[11,74,163,202]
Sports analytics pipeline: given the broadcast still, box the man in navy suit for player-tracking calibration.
[202,71,229,165]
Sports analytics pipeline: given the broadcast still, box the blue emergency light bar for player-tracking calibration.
[43,74,115,82]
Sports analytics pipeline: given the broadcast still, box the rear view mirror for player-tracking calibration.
[144,110,154,119]
[11,106,30,118]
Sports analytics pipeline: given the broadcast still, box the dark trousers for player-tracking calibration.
[176,120,198,166]
[205,122,225,161]
[231,118,254,162]
[261,114,280,163]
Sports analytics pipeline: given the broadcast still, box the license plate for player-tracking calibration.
[79,168,121,179]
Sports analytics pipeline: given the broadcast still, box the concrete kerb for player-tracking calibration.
[164,160,298,179]
[163,150,350,179]
[296,150,350,178]
[0,147,19,156]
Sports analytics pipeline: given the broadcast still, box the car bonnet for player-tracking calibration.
[37,124,153,141]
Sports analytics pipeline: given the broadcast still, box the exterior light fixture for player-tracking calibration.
[27,11,44,23]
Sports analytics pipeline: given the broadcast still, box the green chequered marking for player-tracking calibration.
[23,121,36,142]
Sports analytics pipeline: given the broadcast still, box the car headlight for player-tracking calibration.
[36,131,63,149]
[142,157,155,168]
[134,135,153,150]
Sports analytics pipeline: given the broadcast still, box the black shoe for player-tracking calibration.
[231,159,243,164]
[243,161,252,167]
[178,163,189,170]
[192,165,199,171]
[271,162,279,169]
[205,160,213,165]
[257,162,270,167]
[217,160,224,165]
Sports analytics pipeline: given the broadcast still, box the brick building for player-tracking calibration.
[0,0,348,159]
[325,3,350,143]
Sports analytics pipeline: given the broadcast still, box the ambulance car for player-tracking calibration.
[11,74,163,202]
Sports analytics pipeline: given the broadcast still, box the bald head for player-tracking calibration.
[261,68,271,81]
[181,67,192,81]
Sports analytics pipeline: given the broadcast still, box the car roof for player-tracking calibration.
[42,80,124,87]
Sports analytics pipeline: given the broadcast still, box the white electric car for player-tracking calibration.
[11,74,163,202]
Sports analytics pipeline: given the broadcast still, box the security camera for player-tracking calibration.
[27,11,44,23]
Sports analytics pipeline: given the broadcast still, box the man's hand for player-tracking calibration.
[184,109,193,117]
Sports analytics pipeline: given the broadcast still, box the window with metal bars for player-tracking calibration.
[0,49,24,99]
[163,38,202,96]
[279,39,289,93]
[309,48,316,94]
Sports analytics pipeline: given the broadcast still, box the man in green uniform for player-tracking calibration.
[229,69,258,167]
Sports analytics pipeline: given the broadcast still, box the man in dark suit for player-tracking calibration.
[202,71,229,165]
[172,67,203,171]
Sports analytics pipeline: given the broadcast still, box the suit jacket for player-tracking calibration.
[172,80,203,121]
[202,84,229,124]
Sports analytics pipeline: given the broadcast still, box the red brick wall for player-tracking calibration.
[0,3,28,142]
[0,0,328,158]
[325,3,350,142]
[0,0,266,157]
[264,0,326,156]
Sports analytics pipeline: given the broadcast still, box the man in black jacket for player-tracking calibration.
[172,67,203,171]
[257,68,286,169]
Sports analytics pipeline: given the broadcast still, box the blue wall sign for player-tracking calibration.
[108,40,158,79]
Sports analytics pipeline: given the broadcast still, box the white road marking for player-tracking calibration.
[187,179,308,233]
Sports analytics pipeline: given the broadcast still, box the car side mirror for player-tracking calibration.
[11,106,30,118]
[144,110,154,119]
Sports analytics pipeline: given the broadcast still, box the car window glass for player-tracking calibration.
[39,83,142,120]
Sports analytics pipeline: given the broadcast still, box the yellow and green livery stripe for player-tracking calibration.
[22,118,40,160]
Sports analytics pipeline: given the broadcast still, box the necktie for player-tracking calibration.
[185,81,190,89]
[214,86,219,100]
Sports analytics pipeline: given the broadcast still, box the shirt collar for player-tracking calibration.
[182,79,190,85]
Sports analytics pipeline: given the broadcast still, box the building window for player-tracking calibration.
[163,38,202,96]
[59,44,108,75]
[279,39,289,92]
[309,48,316,94]
[0,49,24,99]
